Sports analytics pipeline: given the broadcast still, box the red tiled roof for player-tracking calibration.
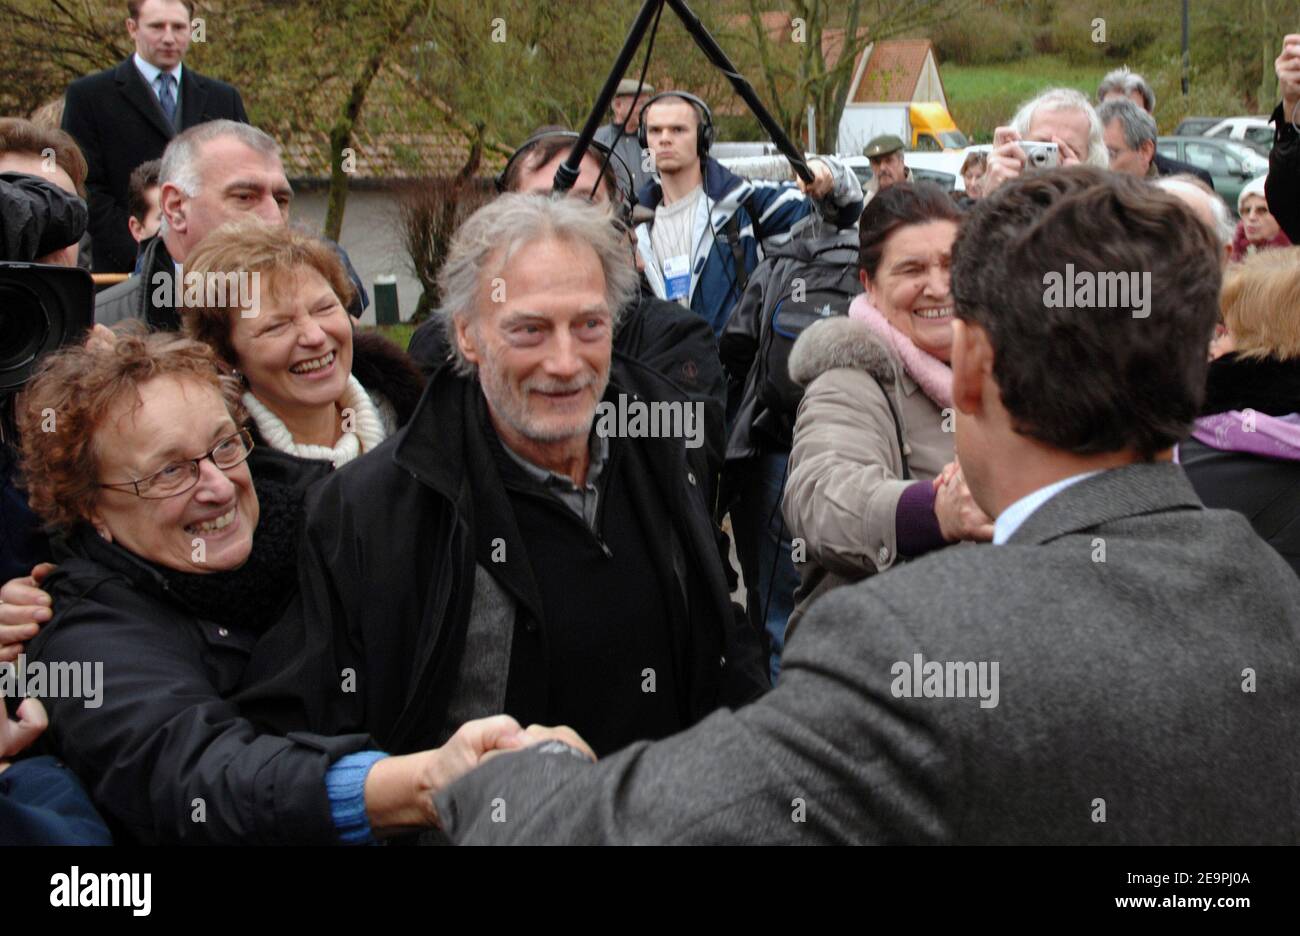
[277,128,499,182]
[821,26,871,73]
[852,39,934,103]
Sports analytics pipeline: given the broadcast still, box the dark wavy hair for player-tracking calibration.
[951,166,1221,459]
[858,182,962,280]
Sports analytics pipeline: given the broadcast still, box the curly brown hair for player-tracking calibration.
[180,220,355,369]
[17,330,244,531]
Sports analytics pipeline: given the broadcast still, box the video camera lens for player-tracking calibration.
[0,263,93,394]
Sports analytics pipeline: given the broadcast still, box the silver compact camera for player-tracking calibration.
[1019,141,1060,169]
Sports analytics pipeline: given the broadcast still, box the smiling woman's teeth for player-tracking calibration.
[186,508,235,535]
[915,307,952,320]
[290,351,335,374]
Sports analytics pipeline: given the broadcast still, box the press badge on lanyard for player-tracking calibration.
[664,254,691,302]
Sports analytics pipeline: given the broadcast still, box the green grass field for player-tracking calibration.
[944,55,1103,143]
[365,323,417,351]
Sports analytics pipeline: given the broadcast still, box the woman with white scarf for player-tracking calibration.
[782,183,993,633]
[181,220,422,476]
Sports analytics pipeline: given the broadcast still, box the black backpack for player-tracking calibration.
[749,232,862,450]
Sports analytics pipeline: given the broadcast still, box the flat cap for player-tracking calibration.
[615,79,655,97]
[864,134,905,158]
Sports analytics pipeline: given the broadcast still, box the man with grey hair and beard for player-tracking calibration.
[238,194,767,772]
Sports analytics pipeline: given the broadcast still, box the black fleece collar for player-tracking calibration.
[1202,353,1300,417]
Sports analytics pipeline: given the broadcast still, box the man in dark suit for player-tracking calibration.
[61,0,248,274]
[434,168,1300,845]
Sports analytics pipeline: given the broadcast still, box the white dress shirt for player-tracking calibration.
[133,52,183,107]
[992,471,1101,544]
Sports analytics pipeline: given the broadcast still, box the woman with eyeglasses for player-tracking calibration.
[14,333,583,844]
[0,221,424,664]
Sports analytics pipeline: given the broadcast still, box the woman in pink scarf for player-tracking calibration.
[782,183,993,632]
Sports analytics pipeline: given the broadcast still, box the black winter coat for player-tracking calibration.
[237,356,769,756]
[27,520,373,845]
[1180,353,1300,575]
[17,337,422,844]
[1267,103,1300,244]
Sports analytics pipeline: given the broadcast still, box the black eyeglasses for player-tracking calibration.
[98,429,255,499]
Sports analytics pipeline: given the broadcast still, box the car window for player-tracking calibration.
[1157,141,1178,158]
[1205,125,1228,138]
[1247,127,1274,146]
[1184,142,1230,174]
[916,134,941,152]
[910,168,954,191]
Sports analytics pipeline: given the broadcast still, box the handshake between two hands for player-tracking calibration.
[368,715,597,833]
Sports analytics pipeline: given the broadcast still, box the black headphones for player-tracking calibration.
[493,130,635,224]
[636,91,715,158]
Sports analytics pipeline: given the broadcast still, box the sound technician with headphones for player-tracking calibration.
[636,93,860,683]
[634,92,862,338]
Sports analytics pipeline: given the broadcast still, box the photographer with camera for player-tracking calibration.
[982,88,1109,197]
[0,168,91,587]
[0,164,108,845]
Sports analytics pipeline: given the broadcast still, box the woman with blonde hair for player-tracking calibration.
[1179,246,1300,572]
[182,219,423,478]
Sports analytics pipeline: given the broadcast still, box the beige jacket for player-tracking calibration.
[782,316,954,633]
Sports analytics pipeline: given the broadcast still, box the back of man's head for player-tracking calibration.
[0,118,87,198]
[952,167,1220,461]
[1096,66,1156,113]
[500,127,621,205]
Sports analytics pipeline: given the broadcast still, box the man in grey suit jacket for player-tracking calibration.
[433,167,1300,845]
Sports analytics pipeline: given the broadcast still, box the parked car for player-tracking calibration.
[1203,116,1275,156]
[717,151,961,192]
[840,155,958,192]
[1156,136,1268,215]
[1174,116,1230,137]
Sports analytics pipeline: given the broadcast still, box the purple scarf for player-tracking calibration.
[1177,411,1300,462]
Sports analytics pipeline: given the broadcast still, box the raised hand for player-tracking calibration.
[0,564,56,663]
[0,698,48,774]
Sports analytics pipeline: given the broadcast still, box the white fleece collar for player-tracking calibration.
[243,375,386,468]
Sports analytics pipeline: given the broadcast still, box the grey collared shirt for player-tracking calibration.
[499,431,610,531]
